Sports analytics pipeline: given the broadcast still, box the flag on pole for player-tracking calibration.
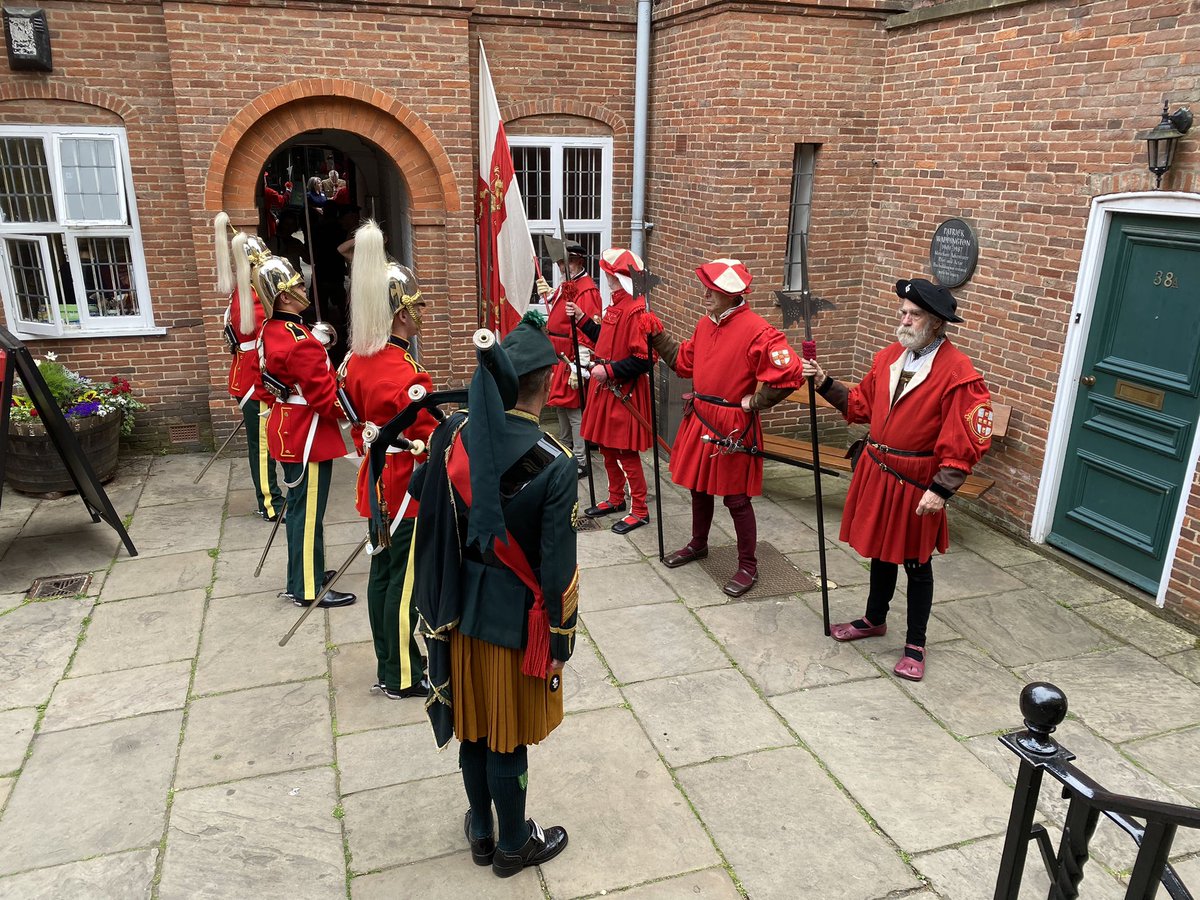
[477,41,536,336]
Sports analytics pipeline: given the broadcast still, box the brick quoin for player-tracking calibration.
[2,0,1199,625]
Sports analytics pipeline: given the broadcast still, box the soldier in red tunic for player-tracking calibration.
[570,248,654,534]
[650,259,805,596]
[219,216,282,522]
[257,255,356,609]
[340,221,438,699]
[802,278,993,681]
[536,241,601,478]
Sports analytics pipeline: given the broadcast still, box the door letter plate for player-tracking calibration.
[1115,379,1165,411]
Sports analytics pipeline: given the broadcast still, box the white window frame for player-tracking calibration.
[0,125,158,339]
[507,134,614,305]
[0,233,60,335]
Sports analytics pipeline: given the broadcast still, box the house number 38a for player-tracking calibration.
[1153,271,1180,288]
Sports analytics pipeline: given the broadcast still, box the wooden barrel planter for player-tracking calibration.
[4,412,122,495]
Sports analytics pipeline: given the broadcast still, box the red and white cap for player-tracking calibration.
[696,258,752,296]
[600,247,644,296]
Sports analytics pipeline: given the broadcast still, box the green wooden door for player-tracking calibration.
[1048,213,1200,593]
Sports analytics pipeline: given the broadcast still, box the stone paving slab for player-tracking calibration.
[1163,648,1200,682]
[137,459,230,506]
[608,868,741,898]
[1076,599,1198,657]
[210,547,286,599]
[176,679,332,789]
[192,591,325,696]
[679,745,920,900]
[772,679,1012,853]
[623,667,794,767]
[0,530,120,593]
[0,709,181,874]
[951,516,1043,567]
[325,574,373,644]
[0,709,36,775]
[787,544,870,587]
[0,848,158,900]
[350,855,545,899]
[217,512,287,553]
[336,722,456,795]
[1020,646,1200,743]
[865,640,1025,738]
[126,499,224,558]
[929,548,1027,602]
[623,512,734,559]
[0,593,22,615]
[651,556,740,608]
[697,596,879,695]
[331,641,426,736]
[583,602,729,684]
[562,629,622,714]
[0,778,11,810]
[41,659,192,733]
[1006,558,1122,607]
[159,767,344,900]
[100,549,215,602]
[0,596,91,708]
[577,529,645,569]
[342,772,464,873]
[533,706,720,898]
[71,590,205,677]
[936,588,1112,666]
[18,489,140,537]
[1124,725,1200,805]
[578,561,677,612]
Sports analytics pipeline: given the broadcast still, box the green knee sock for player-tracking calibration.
[487,746,531,851]
[459,740,492,839]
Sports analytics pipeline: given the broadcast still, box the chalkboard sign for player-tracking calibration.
[929,218,978,289]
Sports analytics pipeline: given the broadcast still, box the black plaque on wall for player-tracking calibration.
[929,218,978,289]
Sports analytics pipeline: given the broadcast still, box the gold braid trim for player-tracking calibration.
[549,623,576,656]
[560,567,580,621]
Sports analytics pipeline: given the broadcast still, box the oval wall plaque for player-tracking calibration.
[929,218,978,289]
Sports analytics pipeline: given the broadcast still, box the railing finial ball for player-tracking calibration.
[1016,682,1068,755]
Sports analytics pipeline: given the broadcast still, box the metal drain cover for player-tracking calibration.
[28,573,93,599]
[575,516,603,533]
[697,542,819,598]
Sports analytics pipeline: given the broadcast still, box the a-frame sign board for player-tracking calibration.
[0,326,137,557]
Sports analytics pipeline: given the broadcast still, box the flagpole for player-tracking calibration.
[474,216,484,330]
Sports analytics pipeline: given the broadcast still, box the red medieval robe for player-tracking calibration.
[545,273,601,409]
[261,312,348,465]
[579,288,653,452]
[340,337,438,521]
[669,304,804,496]
[839,340,992,564]
[226,288,272,407]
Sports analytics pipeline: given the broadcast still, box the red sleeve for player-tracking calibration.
[406,371,439,446]
[749,326,804,390]
[937,377,993,473]
[675,322,700,379]
[292,339,342,419]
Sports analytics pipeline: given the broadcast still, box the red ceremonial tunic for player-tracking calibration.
[225,289,272,405]
[261,312,348,465]
[340,338,438,521]
[545,273,600,409]
[839,340,992,564]
[669,304,804,496]
[579,289,653,452]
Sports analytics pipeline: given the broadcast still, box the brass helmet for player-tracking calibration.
[255,256,305,316]
[349,220,424,356]
[238,234,272,269]
[386,262,423,327]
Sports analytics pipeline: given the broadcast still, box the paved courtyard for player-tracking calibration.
[0,450,1198,899]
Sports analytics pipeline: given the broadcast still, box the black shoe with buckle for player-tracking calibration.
[381,677,429,699]
[492,819,568,878]
[611,514,648,535]
[464,810,496,866]
[292,588,356,608]
[584,500,626,518]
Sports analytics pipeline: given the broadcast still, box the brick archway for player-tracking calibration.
[206,79,460,219]
[0,83,138,121]
[502,99,626,135]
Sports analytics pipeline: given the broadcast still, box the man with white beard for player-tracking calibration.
[801,278,993,682]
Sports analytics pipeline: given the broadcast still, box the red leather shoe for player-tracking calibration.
[722,567,758,597]
[893,645,926,681]
[829,619,887,642]
[663,544,708,568]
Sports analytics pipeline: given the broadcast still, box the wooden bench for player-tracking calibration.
[758,387,1010,501]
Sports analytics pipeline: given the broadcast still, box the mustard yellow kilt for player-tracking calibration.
[451,630,564,754]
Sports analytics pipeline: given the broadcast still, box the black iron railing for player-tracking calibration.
[994,682,1200,900]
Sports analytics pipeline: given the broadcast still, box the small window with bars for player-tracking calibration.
[0,126,153,337]
[784,144,819,291]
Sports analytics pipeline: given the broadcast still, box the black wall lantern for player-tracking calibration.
[1137,100,1193,189]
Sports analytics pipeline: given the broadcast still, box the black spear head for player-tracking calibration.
[774,289,835,330]
[630,268,663,297]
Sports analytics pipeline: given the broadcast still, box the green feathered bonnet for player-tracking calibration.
[501,309,558,376]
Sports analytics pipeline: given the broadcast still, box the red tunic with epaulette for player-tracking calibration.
[545,273,601,409]
[840,340,992,564]
[226,288,271,406]
[261,312,348,465]
[340,338,438,521]
[670,303,804,496]
[579,288,653,452]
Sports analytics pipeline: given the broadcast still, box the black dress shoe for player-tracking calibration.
[322,569,337,585]
[611,514,648,535]
[584,501,626,518]
[662,545,708,568]
[464,810,496,866]
[381,678,429,699]
[492,819,568,878]
[293,588,356,608]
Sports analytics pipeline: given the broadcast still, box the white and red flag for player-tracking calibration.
[477,41,536,336]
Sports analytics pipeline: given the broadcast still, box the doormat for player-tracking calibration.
[697,542,819,598]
